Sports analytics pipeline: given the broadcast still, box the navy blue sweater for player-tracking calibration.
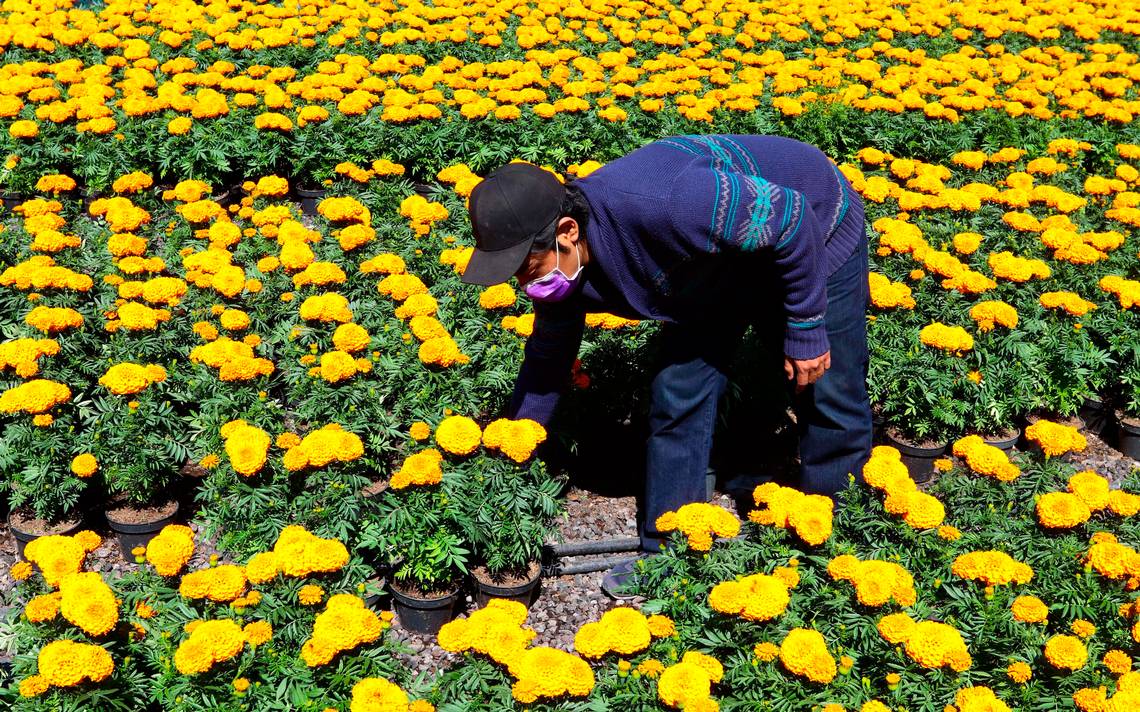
[507,134,865,425]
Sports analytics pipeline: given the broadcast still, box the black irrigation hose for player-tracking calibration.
[545,554,640,577]
[549,537,641,557]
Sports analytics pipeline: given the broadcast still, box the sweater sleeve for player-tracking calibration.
[507,298,587,426]
[667,164,830,359]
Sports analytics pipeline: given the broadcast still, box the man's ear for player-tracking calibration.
[556,217,578,248]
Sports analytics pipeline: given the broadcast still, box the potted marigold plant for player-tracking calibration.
[0,413,88,560]
[359,435,470,635]
[867,320,972,482]
[448,418,564,608]
[92,360,188,557]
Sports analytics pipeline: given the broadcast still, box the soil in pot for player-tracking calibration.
[473,560,543,609]
[389,578,461,636]
[979,426,1021,453]
[884,428,947,485]
[1115,412,1140,461]
[105,498,179,559]
[9,507,84,561]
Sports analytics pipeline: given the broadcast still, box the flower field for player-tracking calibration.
[2,0,1140,710]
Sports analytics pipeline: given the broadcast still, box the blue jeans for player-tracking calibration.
[640,229,872,552]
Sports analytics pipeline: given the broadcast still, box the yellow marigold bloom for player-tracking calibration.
[1025,420,1087,458]
[638,658,665,677]
[868,273,915,309]
[179,565,247,603]
[656,660,713,708]
[1037,492,1092,529]
[955,687,1011,712]
[1103,650,1132,674]
[394,292,438,320]
[1039,291,1097,316]
[99,362,167,395]
[299,293,354,322]
[378,273,429,302]
[748,483,833,545]
[391,448,444,489]
[37,639,114,687]
[299,584,325,606]
[508,646,594,703]
[919,322,974,354]
[0,379,71,415]
[1099,275,1140,310]
[647,614,675,638]
[753,642,780,662]
[282,424,364,472]
[24,535,86,588]
[479,283,517,309]
[146,524,195,577]
[877,612,917,644]
[988,251,1051,283]
[575,607,652,658]
[9,560,34,581]
[18,674,49,697]
[1007,661,1032,683]
[952,232,983,255]
[350,678,410,709]
[69,453,98,478]
[903,621,971,671]
[952,435,1020,481]
[301,595,383,667]
[329,323,369,353]
[656,502,740,551]
[59,571,118,637]
[435,415,483,456]
[222,421,271,476]
[24,593,60,622]
[779,628,837,683]
[1071,620,1096,638]
[969,301,1018,332]
[708,573,790,621]
[174,619,246,675]
[319,350,361,383]
[1044,635,1088,672]
[243,621,272,646]
[482,418,547,463]
[954,551,1033,587]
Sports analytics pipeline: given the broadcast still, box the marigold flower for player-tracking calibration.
[1044,635,1088,672]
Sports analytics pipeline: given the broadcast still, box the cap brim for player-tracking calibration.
[460,235,536,286]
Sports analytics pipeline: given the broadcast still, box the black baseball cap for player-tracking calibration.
[462,162,565,286]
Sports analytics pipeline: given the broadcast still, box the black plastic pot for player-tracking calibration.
[390,583,460,635]
[362,577,389,611]
[1116,415,1140,461]
[0,191,26,210]
[1080,396,1112,438]
[8,509,84,561]
[474,564,543,609]
[885,430,947,484]
[105,501,179,559]
[295,186,326,217]
[982,428,1021,453]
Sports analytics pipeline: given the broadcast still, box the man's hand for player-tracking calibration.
[784,351,831,393]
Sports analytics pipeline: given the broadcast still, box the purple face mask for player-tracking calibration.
[523,244,583,302]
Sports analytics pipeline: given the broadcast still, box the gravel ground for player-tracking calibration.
[1,427,1137,677]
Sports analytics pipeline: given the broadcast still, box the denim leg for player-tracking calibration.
[794,228,873,496]
[640,320,745,552]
